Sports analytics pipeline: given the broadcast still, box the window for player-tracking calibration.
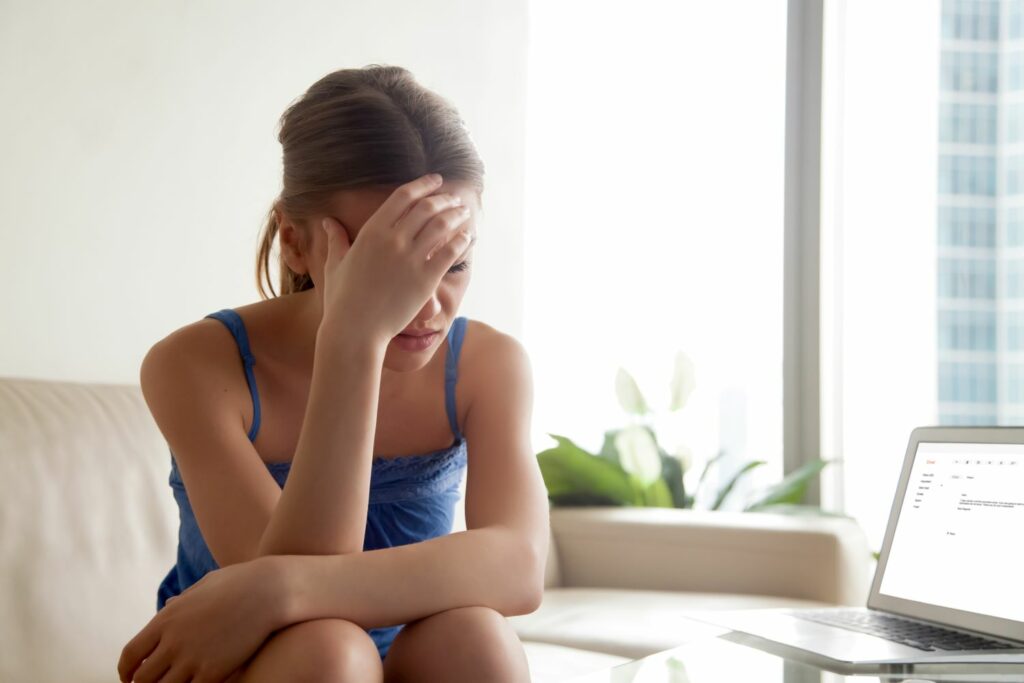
[826,0,1024,548]
[938,206,996,246]
[943,0,1000,40]
[523,0,787,501]
[940,51,998,92]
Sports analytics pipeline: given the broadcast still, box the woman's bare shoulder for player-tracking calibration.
[154,312,238,359]
[461,317,529,360]
[145,304,274,388]
[155,296,285,356]
[459,318,531,398]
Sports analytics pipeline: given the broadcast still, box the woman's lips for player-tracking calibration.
[393,330,440,351]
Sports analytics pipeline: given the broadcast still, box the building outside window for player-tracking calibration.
[937,0,1024,426]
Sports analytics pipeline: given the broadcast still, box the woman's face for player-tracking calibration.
[287,180,479,372]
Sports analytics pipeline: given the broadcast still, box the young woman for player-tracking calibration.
[117,65,550,683]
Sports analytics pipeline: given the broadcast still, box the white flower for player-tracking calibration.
[615,367,650,416]
[615,425,662,486]
[673,443,694,472]
[669,351,696,411]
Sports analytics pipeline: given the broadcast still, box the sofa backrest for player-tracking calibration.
[0,376,561,682]
[0,377,178,683]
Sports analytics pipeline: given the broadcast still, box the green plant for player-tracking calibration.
[536,351,838,514]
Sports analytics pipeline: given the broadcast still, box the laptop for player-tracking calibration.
[688,426,1024,665]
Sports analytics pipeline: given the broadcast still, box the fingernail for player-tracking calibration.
[429,173,443,184]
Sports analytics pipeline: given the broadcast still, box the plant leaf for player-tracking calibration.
[743,459,832,511]
[672,443,694,473]
[643,477,676,507]
[615,367,650,416]
[597,428,623,464]
[615,425,663,486]
[710,460,766,511]
[693,449,727,504]
[668,350,696,411]
[537,433,642,506]
[659,449,688,508]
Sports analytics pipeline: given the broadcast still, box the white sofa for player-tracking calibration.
[0,377,872,682]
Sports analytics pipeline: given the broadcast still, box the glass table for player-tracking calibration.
[565,631,1024,683]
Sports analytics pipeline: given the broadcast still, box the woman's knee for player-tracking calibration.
[447,607,528,679]
[240,618,382,683]
[435,606,514,639]
[390,606,527,681]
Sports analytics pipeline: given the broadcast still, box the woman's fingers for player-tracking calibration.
[420,205,473,262]
[401,192,464,238]
[425,226,474,279]
[321,216,351,265]
[129,643,172,683]
[154,662,193,683]
[118,620,162,682]
[372,173,445,230]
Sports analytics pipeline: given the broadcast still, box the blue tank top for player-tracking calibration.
[156,309,470,660]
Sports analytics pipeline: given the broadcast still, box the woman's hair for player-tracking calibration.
[256,64,486,299]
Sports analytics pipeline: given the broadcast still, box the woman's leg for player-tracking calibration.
[228,618,384,683]
[381,606,530,683]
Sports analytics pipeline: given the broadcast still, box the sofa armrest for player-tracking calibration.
[549,506,871,606]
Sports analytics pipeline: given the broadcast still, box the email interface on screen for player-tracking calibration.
[878,442,1024,623]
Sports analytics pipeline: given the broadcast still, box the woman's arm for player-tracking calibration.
[258,176,471,557]
[119,527,541,683]
[271,331,550,628]
[142,307,387,564]
[256,333,384,556]
[273,525,543,630]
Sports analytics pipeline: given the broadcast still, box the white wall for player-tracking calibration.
[0,0,527,384]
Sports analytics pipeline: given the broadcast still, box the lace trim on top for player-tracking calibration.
[170,437,467,505]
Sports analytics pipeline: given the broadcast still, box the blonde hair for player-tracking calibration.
[256,64,485,299]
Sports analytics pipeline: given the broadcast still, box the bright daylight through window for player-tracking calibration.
[523,1,787,504]
[825,0,1023,549]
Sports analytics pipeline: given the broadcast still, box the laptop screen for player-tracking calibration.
[877,441,1024,623]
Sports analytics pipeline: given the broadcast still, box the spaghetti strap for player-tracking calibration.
[444,317,468,443]
[205,309,262,442]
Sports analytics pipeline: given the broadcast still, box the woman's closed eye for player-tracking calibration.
[448,260,471,275]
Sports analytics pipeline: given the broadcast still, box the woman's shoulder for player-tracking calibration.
[140,308,264,434]
[146,302,276,384]
[155,304,253,349]
[458,317,531,396]
[167,296,292,354]
[460,317,528,361]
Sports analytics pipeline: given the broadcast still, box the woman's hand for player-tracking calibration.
[318,172,474,348]
[117,557,285,683]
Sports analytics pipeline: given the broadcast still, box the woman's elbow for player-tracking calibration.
[505,536,546,616]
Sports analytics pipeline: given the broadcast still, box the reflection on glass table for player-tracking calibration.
[566,632,1024,683]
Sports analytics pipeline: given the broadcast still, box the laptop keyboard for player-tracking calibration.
[792,609,1018,651]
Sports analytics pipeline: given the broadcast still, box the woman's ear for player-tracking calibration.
[277,213,310,276]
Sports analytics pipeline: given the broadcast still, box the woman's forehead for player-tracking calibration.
[328,180,481,221]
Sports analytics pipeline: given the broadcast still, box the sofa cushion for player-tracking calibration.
[508,587,831,660]
[520,641,630,683]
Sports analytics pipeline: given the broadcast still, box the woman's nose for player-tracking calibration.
[418,292,442,319]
